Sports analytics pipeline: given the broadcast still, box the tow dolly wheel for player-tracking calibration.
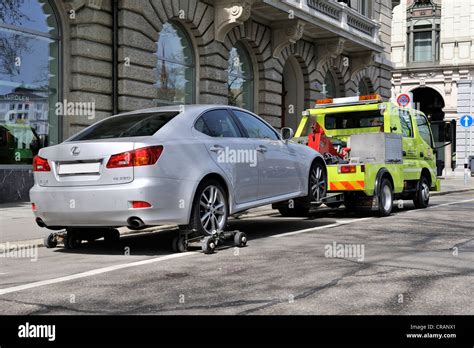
[64,233,82,250]
[234,232,247,248]
[172,236,188,253]
[202,236,216,254]
[44,233,57,249]
[104,229,120,245]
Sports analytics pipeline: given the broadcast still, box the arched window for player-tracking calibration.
[324,70,338,98]
[156,22,195,105]
[358,78,370,96]
[0,0,61,165]
[227,43,254,111]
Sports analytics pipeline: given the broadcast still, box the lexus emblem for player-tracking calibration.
[71,146,81,156]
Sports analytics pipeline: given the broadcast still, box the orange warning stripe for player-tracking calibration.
[329,181,365,191]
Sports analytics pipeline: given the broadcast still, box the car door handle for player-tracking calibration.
[209,145,224,153]
[257,145,267,153]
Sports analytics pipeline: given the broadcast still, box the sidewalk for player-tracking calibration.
[1,176,473,246]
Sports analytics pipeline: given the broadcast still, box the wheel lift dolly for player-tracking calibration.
[172,230,248,254]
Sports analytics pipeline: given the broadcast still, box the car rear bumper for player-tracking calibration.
[29,177,197,228]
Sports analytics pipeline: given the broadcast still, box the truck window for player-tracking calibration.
[398,109,413,137]
[324,111,384,130]
[415,113,433,147]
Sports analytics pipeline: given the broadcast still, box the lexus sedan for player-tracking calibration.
[30,105,326,242]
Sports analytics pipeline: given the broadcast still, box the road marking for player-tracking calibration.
[272,217,374,238]
[428,198,474,209]
[0,252,196,296]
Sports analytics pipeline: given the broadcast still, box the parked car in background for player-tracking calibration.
[30,105,326,248]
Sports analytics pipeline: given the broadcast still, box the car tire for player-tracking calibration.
[185,179,228,236]
[413,176,430,209]
[378,178,393,217]
[308,161,327,203]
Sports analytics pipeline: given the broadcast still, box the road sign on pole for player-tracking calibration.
[396,93,412,108]
[460,115,473,186]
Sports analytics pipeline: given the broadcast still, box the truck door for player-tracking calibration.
[397,108,419,181]
[414,112,436,180]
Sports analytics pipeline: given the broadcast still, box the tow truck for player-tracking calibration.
[293,94,440,216]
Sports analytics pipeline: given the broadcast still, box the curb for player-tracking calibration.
[2,189,473,250]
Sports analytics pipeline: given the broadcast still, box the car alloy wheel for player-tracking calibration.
[310,163,327,202]
[199,185,227,235]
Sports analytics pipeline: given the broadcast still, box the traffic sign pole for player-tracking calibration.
[460,115,473,186]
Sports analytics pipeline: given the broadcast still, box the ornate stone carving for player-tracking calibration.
[272,20,305,58]
[315,38,346,70]
[215,0,256,42]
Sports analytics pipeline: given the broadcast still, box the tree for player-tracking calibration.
[0,0,28,24]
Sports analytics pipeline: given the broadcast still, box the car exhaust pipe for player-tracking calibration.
[36,217,46,228]
[127,217,146,230]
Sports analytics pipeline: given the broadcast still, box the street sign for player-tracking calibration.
[460,114,473,128]
[396,93,411,107]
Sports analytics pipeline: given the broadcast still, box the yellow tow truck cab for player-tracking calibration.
[294,95,441,216]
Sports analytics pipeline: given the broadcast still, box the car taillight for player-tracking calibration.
[106,146,163,169]
[33,156,51,172]
[339,165,357,174]
[31,203,37,211]
[130,201,152,209]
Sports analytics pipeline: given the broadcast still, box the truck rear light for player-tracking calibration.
[107,146,163,168]
[33,156,51,172]
[130,201,152,209]
[339,165,357,174]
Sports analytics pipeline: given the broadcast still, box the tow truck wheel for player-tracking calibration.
[44,234,57,249]
[378,178,393,217]
[413,176,430,209]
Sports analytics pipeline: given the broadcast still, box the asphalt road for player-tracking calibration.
[1,191,473,315]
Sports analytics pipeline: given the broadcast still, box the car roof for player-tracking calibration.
[117,105,245,117]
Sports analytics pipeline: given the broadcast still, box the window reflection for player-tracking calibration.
[227,43,254,111]
[156,22,195,105]
[0,0,59,165]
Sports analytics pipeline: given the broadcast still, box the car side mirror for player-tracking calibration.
[281,127,294,143]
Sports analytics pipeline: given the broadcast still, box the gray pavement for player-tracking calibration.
[1,175,473,245]
[0,191,473,315]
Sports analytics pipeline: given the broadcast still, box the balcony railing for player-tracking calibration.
[283,0,381,43]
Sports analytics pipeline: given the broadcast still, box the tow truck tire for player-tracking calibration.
[378,178,393,217]
[413,176,430,209]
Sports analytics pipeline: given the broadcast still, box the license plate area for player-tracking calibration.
[58,161,101,175]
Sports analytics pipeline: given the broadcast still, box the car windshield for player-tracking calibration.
[325,110,384,130]
[69,112,179,141]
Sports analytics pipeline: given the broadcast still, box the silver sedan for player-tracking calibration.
[30,105,326,239]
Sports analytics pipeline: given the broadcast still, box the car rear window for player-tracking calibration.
[70,112,179,141]
[325,110,384,130]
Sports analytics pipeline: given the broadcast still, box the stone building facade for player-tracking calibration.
[392,0,474,175]
[0,0,394,202]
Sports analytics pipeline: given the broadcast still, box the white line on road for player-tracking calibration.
[0,252,196,296]
[427,198,474,209]
[272,217,374,238]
